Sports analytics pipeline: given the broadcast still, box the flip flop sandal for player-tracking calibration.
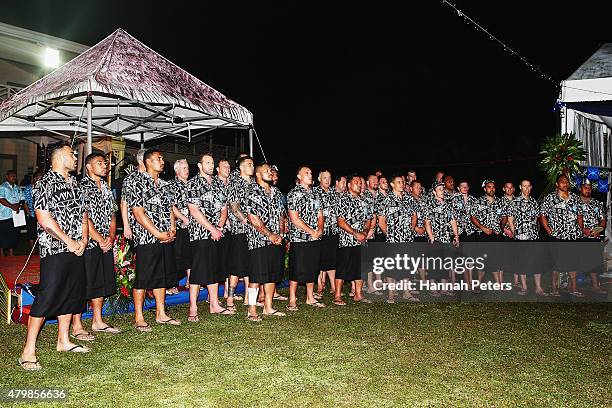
[570,291,585,298]
[247,313,262,322]
[517,291,527,296]
[549,291,561,297]
[285,304,299,311]
[535,291,549,297]
[18,358,42,371]
[262,310,286,317]
[135,324,152,332]
[273,294,288,301]
[356,298,372,304]
[332,299,346,306]
[156,318,181,326]
[92,325,121,334]
[307,301,326,308]
[63,345,90,353]
[70,332,95,341]
[213,308,235,315]
[386,299,396,304]
[313,293,323,300]
[232,295,243,301]
[187,315,199,322]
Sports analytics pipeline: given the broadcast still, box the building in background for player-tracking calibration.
[0,22,88,181]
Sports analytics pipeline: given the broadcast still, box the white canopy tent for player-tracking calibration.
[559,43,612,168]
[0,28,255,154]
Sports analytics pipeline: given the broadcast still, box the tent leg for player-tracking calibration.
[86,96,93,155]
[249,128,254,158]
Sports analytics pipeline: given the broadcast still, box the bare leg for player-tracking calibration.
[353,280,365,301]
[591,272,606,293]
[317,271,326,295]
[208,283,227,313]
[20,315,45,365]
[333,278,345,303]
[56,314,85,351]
[242,277,250,304]
[534,274,546,295]
[288,280,299,308]
[189,284,200,318]
[227,275,239,308]
[305,282,317,304]
[90,297,109,330]
[551,271,560,294]
[153,287,178,323]
[247,282,260,319]
[519,274,527,293]
[133,288,147,326]
[326,270,336,293]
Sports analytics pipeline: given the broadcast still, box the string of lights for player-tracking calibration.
[441,1,612,98]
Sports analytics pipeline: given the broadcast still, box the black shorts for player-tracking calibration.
[414,236,428,243]
[513,239,543,276]
[545,236,583,272]
[228,233,249,278]
[84,246,116,299]
[476,233,506,272]
[0,218,18,249]
[320,234,338,271]
[174,228,192,273]
[134,243,178,289]
[289,241,321,284]
[336,246,362,282]
[425,242,451,281]
[26,216,37,241]
[191,239,224,286]
[217,232,232,275]
[30,252,85,318]
[249,245,283,284]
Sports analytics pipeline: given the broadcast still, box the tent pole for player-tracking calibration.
[249,128,254,158]
[86,95,93,155]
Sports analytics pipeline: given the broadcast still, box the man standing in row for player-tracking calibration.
[287,166,324,310]
[334,175,372,305]
[186,153,232,319]
[171,159,192,289]
[227,155,254,308]
[130,149,180,331]
[0,169,28,256]
[20,143,90,370]
[314,170,339,298]
[245,162,287,321]
[71,152,120,341]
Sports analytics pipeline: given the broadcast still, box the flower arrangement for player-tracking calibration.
[540,133,587,185]
[106,234,137,315]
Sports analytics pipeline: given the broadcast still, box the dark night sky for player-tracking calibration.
[3,1,611,192]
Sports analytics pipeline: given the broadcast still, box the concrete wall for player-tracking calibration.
[0,139,37,182]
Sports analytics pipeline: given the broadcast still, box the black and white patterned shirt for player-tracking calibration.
[81,175,115,249]
[227,175,254,235]
[313,185,339,236]
[129,172,175,246]
[337,193,371,248]
[186,174,226,241]
[287,184,322,242]
[540,192,583,240]
[34,171,87,258]
[409,195,428,237]
[121,170,144,242]
[380,192,415,243]
[579,197,605,230]
[443,190,457,201]
[450,194,478,236]
[244,183,284,250]
[213,176,232,232]
[169,177,190,230]
[424,198,456,243]
[470,196,507,234]
[511,195,540,240]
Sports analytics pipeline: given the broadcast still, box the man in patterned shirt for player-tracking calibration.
[540,174,584,297]
[470,180,508,285]
[363,174,381,295]
[170,159,191,293]
[577,180,607,295]
[510,180,545,296]
[314,170,339,298]
[425,183,459,295]
[405,170,417,194]
[120,148,146,241]
[378,174,419,302]
[130,149,180,330]
[287,166,324,310]
[442,175,456,201]
[335,174,347,195]
[410,180,428,242]
[226,155,255,308]
[20,143,90,370]
[500,181,518,287]
[71,152,120,340]
[450,180,478,287]
[186,153,231,320]
[214,159,233,300]
[244,162,287,321]
[333,175,373,306]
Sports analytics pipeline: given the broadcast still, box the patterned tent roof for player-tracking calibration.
[0,28,253,142]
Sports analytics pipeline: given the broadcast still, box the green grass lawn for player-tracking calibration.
[1,291,611,407]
